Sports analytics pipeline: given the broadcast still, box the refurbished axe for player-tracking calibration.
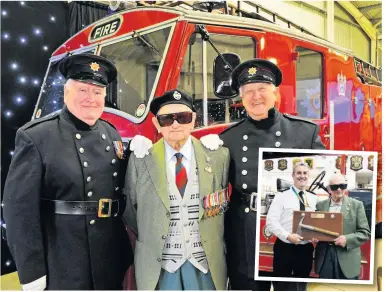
[296,216,340,238]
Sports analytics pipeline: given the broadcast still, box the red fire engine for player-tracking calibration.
[30,4,381,288]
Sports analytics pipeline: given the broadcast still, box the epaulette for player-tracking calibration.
[99,117,117,130]
[282,113,317,126]
[21,111,60,130]
[220,118,246,135]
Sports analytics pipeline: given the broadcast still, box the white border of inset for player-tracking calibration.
[255,147,377,285]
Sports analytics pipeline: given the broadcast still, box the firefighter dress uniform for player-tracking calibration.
[2,54,133,290]
[219,59,326,290]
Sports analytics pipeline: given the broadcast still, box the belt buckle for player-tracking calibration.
[250,192,258,212]
[98,198,112,218]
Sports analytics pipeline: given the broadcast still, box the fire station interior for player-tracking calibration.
[1,1,382,291]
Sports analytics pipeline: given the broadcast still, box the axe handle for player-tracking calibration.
[301,224,340,237]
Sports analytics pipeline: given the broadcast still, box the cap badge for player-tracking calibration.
[248,67,257,76]
[90,62,100,72]
[173,91,181,100]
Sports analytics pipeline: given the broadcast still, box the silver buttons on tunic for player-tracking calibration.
[111,159,116,165]
[106,146,111,152]
[242,170,247,176]
[275,141,281,147]
[243,135,248,140]
[242,184,247,189]
[242,157,248,163]
[101,134,106,140]
[87,191,93,197]
[76,133,81,140]
[115,187,119,191]
[89,220,95,225]
[276,131,281,137]
[245,207,250,213]
[87,176,92,182]
[113,172,118,177]
[242,146,248,151]
[83,162,88,168]
[79,147,85,154]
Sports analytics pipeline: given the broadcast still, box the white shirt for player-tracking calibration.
[164,136,192,179]
[329,198,343,212]
[266,186,317,244]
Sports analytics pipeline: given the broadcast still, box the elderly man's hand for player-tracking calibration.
[130,135,153,158]
[200,134,224,150]
[334,235,347,248]
[287,233,304,245]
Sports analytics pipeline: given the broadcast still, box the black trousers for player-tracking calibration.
[319,244,359,280]
[228,270,272,291]
[272,239,314,291]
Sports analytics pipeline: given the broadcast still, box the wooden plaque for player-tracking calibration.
[292,211,343,242]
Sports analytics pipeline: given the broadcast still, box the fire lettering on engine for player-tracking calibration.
[90,18,121,42]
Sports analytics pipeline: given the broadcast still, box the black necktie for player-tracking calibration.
[298,191,305,211]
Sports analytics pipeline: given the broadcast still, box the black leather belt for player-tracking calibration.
[41,198,125,218]
[232,192,259,211]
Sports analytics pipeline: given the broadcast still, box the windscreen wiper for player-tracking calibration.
[133,30,162,57]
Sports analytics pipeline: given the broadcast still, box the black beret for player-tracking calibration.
[150,89,194,115]
[231,58,282,90]
[58,53,117,87]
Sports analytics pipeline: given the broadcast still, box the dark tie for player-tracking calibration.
[175,153,187,197]
[298,191,305,211]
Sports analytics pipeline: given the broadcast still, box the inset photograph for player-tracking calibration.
[255,148,377,286]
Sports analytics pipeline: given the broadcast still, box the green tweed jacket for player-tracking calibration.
[124,137,230,290]
[315,195,371,278]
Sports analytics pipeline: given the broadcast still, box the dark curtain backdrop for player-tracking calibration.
[1,1,108,277]
[69,1,108,36]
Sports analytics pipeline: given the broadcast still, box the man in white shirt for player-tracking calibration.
[124,89,230,290]
[266,162,317,290]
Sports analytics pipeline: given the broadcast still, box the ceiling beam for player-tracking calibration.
[337,1,377,40]
[358,3,382,13]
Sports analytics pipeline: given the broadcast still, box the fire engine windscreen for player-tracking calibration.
[34,26,171,120]
[100,26,171,118]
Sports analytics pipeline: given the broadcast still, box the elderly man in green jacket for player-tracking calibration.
[315,173,371,279]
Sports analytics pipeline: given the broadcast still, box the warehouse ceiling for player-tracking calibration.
[97,1,382,39]
[350,1,382,35]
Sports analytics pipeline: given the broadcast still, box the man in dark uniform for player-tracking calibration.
[217,59,326,290]
[3,54,133,290]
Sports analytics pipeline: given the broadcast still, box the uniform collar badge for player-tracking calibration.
[90,62,100,72]
[113,141,124,159]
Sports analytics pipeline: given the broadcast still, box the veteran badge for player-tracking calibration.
[350,155,363,171]
[278,159,287,171]
[173,91,181,100]
[90,62,100,72]
[113,141,125,159]
[264,160,273,171]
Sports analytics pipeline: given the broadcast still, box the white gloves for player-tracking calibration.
[22,275,46,291]
[200,134,224,151]
[129,135,153,158]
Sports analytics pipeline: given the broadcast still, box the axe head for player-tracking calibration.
[296,216,305,236]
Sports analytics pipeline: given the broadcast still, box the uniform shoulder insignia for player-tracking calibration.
[21,111,60,130]
[283,113,317,126]
[220,118,246,135]
[99,118,117,130]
